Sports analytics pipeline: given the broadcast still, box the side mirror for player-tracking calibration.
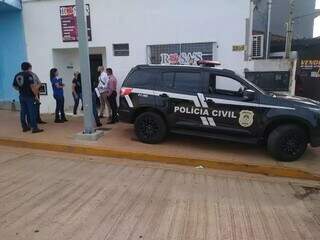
[243,89,255,101]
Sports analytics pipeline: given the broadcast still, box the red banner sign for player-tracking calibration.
[60,4,92,42]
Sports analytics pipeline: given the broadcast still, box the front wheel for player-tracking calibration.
[267,124,308,162]
[134,112,167,144]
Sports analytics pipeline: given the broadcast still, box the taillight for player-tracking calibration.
[120,87,133,96]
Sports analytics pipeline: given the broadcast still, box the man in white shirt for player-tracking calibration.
[97,66,111,119]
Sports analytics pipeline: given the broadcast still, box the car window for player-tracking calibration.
[174,72,201,92]
[161,72,174,89]
[126,69,158,88]
[209,74,245,96]
[160,71,201,93]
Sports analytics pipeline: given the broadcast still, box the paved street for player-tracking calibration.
[0,146,319,240]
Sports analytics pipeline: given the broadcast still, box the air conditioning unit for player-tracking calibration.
[252,34,264,58]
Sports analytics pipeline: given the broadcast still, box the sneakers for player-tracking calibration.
[22,127,43,133]
[38,120,47,124]
[96,122,102,127]
[55,119,64,123]
[32,128,44,134]
[22,127,31,132]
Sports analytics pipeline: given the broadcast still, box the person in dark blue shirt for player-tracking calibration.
[13,62,43,133]
[50,68,67,123]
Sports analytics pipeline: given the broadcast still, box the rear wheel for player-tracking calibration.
[134,112,167,144]
[267,124,308,162]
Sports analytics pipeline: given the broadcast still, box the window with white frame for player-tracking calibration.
[252,35,264,58]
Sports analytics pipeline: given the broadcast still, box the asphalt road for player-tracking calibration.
[0,146,319,240]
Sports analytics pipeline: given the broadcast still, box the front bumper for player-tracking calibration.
[310,127,320,147]
[310,135,320,147]
[118,108,134,123]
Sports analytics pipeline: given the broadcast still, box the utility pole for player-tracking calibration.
[75,0,94,134]
[265,0,272,59]
[285,0,294,59]
[248,0,255,60]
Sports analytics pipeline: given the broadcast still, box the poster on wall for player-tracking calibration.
[60,4,92,42]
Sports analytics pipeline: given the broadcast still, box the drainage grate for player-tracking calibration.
[95,127,111,131]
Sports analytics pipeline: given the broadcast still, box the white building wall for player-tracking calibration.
[22,0,250,113]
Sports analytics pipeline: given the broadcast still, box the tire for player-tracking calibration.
[267,124,308,162]
[134,112,167,144]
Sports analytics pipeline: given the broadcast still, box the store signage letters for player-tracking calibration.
[300,59,320,69]
[160,52,203,65]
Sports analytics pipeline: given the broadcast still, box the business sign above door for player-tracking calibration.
[160,52,203,65]
[60,4,92,42]
[147,42,214,65]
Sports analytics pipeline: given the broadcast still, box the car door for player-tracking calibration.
[156,69,204,129]
[201,70,262,137]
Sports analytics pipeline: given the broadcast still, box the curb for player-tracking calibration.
[0,137,319,181]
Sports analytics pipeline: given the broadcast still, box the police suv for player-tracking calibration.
[118,63,320,161]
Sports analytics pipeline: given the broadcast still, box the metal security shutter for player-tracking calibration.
[252,35,264,58]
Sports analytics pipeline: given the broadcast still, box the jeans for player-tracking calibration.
[107,91,118,122]
[19,95,37,130]
[54,95,66,120]
[73,92,83,114]
[92,91,100,125]
[35,99,42,122]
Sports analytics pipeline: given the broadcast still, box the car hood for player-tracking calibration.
[272,93,320,109]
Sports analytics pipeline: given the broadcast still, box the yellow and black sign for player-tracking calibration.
[300,59,320,69]
[232,45,245,52]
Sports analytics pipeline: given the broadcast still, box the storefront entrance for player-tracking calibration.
[52,47,106,112]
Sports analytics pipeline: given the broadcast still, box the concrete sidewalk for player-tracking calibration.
[0,110,320,180]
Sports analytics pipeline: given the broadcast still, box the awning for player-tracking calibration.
[0,0,22,12]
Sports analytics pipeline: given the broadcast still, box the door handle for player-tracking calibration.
[205,99,215,104]
[160,93,169,98]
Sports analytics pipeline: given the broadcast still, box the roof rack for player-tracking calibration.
[197,60,221,67]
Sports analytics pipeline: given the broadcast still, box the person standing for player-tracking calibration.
[106,68,118,124]
[12,62,43,133]
[72,71,83,115]
[97,66,111,119]
[31,71,47,124]
[85,73,102,127]
[50,68,67,123]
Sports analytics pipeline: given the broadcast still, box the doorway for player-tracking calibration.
[90,54,103,86]
[90,54,103,108]
[52,48,106,113]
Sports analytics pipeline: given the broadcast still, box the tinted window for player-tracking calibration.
[161,72,174,88]
[174,72,201,92]
[126,69,158,88]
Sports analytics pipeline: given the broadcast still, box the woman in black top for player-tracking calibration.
[72,71,83,115]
